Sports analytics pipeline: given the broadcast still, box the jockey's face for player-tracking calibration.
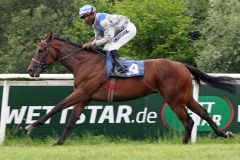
[83,13,95,26]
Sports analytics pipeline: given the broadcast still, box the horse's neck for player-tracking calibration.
[58,47,105,73]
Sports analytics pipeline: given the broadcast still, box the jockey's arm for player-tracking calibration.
[93,27,101,41]
[95,20,114,47]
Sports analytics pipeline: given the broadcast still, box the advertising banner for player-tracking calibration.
[1,83,240,138]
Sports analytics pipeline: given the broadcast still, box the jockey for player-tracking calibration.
[79,4,137,73]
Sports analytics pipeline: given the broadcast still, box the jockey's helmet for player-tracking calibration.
[79,5,96,19]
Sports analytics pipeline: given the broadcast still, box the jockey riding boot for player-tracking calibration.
[110,50,125,73]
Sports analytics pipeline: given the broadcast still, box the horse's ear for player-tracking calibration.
[44,33,49,39]
[43,33,52,39]
[49,32,53,39]
[45,32,53,41]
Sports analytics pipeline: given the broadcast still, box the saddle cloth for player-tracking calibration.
[106,52,144,78]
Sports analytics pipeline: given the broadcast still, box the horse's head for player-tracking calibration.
[27,33,56,77]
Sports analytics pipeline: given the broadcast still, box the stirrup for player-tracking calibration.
[117,66,125,73]
[113,60,125,73]
[113,65,125,74]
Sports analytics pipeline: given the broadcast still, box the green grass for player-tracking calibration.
[1,135,240,160]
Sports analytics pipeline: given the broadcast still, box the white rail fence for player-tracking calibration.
[0,74,239,144]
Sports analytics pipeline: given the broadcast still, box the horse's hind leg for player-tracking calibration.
[187,97,229,138]
[170,104,194,144]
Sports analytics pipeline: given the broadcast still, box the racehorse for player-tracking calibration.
[26,33,236,145]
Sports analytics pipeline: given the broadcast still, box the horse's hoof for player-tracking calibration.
[25,124,35,135]
[226,131,234,138]
[53,142,64,146]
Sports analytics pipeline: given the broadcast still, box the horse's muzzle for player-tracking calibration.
[27,68,40,77]
[27,69,34,77]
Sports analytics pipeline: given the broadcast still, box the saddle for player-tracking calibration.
[106,52,144,78]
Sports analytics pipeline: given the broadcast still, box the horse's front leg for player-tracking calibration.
[25,89,88,134]
[54,101,89,146]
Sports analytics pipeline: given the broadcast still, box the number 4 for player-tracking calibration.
[128,64,139,74]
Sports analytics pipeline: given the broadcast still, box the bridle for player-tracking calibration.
[31,38,83,72]
[31,40,52,72]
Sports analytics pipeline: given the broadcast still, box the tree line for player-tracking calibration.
[0,0,239,73]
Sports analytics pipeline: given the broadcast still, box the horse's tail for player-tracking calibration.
[184,64,237,94]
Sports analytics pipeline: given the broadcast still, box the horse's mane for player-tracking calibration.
[53,34,83,48]
[53,34,105,55]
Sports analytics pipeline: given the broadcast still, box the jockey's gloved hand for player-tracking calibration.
[82,40,96,49]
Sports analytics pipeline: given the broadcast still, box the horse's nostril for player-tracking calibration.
[27,69,33,73]
[27,69,34,77]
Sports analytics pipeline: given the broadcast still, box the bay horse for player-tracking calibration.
[26,33,236,145]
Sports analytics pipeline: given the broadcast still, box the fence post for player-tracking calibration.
[0,80,10,144]
[191,80,200,143]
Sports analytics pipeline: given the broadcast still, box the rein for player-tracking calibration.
[32,36,108,72]
[56,48,84,62]
[56,47,107,63]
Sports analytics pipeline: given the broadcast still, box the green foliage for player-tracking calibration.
[2,3,74,73]
[0,0,113,73]
[2,0,233,73]
[195,0,240,72]
[186,0,209,41]
[111,0,194,63]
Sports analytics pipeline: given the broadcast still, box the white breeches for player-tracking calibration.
[103,22,137,51]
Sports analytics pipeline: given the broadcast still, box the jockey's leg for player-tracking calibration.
[106,21,137,73]
[110,50,125,72]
